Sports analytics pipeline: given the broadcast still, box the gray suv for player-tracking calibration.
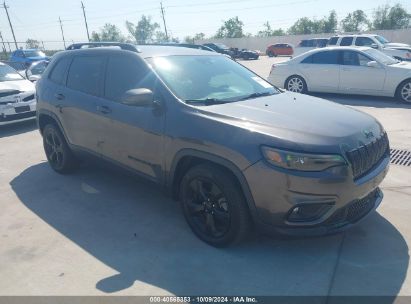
[36,44,390,247]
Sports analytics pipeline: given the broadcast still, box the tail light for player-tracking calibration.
[270,64,276,74]
[406,52,411,58]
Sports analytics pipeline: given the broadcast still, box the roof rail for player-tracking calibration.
[66,42,140,53]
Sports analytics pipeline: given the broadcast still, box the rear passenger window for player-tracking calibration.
[340,37,353,46]
[328,37,338,45]
[67,56,105,96]
[49,57,71,85]
[104,55,150,102]
[311,51,339,64]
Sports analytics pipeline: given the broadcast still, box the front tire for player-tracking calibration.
[43,124,78,174]
[397,79,411,103]
[179,164,251,247]
[285,75,307,94]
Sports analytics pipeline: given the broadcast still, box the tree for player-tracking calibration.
[341,10,370,32]
[372,4,411,30]
[288,11,338,34]
[126,15,160,44]
[322,10,338,33]
[184,33,206,44]
[257,22,285,37]
[91,23,125,42]
[288,17,315,35]
[215,16,244,38]
[26,39,40,49]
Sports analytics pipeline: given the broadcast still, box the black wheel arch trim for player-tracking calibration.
[37,109,69,142]
[168,149,259,222]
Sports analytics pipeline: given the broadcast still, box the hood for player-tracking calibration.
[385,42,410,48]
[0,79,35,93]
[198,92,382,150]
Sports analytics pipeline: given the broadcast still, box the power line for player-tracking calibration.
[160,2,168,41]
[81,1,90,41]
[2,1,17,49]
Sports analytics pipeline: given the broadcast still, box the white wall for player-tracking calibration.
[197,28,411,51]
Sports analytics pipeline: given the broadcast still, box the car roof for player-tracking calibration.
[54,45,221,59]
[333,34,377,38]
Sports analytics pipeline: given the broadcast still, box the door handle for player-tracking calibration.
[54,93,65,100]
[96,105,112,114]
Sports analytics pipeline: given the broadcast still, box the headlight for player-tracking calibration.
[261,146,346,171]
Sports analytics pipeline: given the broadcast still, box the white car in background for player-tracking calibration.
[328,34,411,62]
[268,46,411,103]
[0,62,36,125]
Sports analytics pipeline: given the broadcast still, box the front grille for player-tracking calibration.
[326,189,379,226]
[346,132,389,180]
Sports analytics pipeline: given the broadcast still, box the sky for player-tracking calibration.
[0,0,410,50]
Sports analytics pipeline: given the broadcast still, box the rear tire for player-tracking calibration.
[285,75,307,94]
[43,124,79,174]
[396,79,411,103]
[179,164,251,247]
[267,51,274,57]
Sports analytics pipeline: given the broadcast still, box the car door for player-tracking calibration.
[97,53,166,182]
[56,54,108,153]
[299,50,340,92]
[339,50,386,94]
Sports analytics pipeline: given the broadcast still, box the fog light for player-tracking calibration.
[288,203,333,222]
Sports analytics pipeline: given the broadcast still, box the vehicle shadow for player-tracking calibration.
[310,93,411,109]
[10,162,409,298]
[0,120,37,138]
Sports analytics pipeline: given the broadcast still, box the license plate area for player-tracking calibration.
[15,106,30,113]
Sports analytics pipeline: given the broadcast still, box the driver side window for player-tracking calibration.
[342,51,372,66]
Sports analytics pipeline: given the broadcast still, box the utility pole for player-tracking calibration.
[81,1,90,42]
[59,17,66,48]
[2,1,18,49]
[160,2,169,41]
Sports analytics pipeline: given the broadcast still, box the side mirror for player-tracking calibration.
[367,61,380,68]
[370,43,379,49]
[28,75,40,82]
[121,88,154,106]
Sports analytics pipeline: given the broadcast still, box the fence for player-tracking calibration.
[197,28,411,51]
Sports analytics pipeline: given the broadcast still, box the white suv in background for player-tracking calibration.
[328,34,411,61]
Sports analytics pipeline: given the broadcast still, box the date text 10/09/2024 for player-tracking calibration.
[149,297,258,303]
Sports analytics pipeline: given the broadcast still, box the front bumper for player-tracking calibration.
[243,155,389,237]
[0,99,36,126]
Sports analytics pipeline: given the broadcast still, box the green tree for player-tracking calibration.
[215,16,244,38]
[372,4,411,30]
[341,10,370,32]
[26,39,40,49]
[91,23,125,42]
[288,17,315,34]
[257,22,285,37]
[126,15,159,44]
[288,11,338,35]
[322,10,338,33]
[184,33,206,43]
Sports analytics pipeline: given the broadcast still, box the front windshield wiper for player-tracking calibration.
[238,91,275,101]
[185,98,230,105]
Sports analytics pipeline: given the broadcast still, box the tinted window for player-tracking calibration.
[49,57,71,85]
[342,51,372,66]
[299,40,308,47]
[317,39,328,47]
[104,55,150,102]
[67,56,105,96]
[310,51,339,64]
[340,37,353,46]
[328,37,338,45]
[355,37,374,46]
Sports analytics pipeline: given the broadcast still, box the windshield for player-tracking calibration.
[23,50,46,58]
[30,61,49,75]
[215,43,229,50]
[0,65,24,81]
[375,35,389,44]
[364,48,398,65]
[148,55,278,104]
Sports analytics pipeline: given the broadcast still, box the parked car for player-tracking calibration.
[9,49,49,67]
[203,43,234,57]
[328,34,411,61]
[268,46,411,103]
[230,48,259,60]
[266,43,294,57]
[25,60,49,82]
[293,38,329,56]
[0,62,36,125]
[36,45,389,246]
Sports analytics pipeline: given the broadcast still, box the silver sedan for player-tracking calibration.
[268,46,411,103]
